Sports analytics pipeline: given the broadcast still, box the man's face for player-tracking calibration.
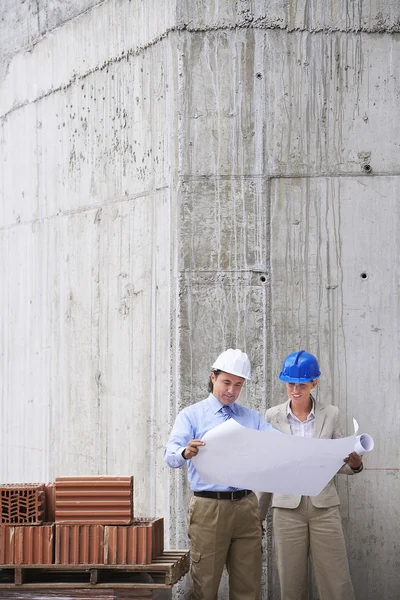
[211,371,245,405]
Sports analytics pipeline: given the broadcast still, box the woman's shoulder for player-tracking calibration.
[266,401,287,418]
[315,399,340,416]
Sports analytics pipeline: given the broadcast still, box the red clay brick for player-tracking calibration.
[44,483,56,522]
[55,477,133,524]
[55,524,105,564]
[105,518,164,565]
[0,592,152,599]
[0,484,45,525]
[133,517,164,559]
[0,525,54,564]
[0,525,15,563]
[55,519,164,566]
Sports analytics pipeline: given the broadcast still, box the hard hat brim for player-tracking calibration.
[211,367,251,381]
[279,374,318,383]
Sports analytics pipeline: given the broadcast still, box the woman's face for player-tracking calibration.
[285,380,317,404]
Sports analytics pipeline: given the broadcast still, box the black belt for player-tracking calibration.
[193,489,252,501]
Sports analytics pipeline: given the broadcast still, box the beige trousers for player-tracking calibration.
[273,497,355,600]
[187,493,262,600]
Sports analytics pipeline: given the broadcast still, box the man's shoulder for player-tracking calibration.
[179,397,209,416]
[234,404,272,427]
[233,402,261,416]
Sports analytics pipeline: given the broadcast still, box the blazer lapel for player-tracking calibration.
[313,399,326,438]
[272,401,292,435]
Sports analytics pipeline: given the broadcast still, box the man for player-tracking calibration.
[258,350,363,600]
[164,348,279,600]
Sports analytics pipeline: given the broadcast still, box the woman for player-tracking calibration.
[259,350,363,600]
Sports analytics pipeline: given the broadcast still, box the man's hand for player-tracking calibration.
[183,439,205,459]
[343,451,362,469]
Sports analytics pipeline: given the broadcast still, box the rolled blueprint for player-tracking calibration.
[354,433,374,456]
[192,418,374,496]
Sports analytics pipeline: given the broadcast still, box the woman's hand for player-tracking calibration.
[343,451,362,469]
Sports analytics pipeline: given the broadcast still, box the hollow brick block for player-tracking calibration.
[105,518,164,565]
[44,482,56,522]
[55,524,105,564]
[0,484,45,525]
[55,477,133,524]
[0,524,54,564]
[55,518,164,565]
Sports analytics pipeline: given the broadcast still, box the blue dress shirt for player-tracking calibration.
[163,393,280,492]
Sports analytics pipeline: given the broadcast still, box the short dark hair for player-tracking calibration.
[208,370,221,393]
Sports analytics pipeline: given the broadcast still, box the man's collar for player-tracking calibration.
[208,393,238,415]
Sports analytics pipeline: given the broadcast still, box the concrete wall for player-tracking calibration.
[1,1,400,598]
[0,0,179,522]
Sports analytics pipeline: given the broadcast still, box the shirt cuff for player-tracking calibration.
[176,446,188,465]
[350,462,364,473]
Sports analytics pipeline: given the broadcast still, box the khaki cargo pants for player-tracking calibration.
[188,492,262,600]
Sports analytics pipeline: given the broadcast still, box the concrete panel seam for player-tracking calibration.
[3,7,399,71]
[2,23,399,121]
[1,24,177,121]
[177,17,400,35]
[181,172,400,182]
[0,190,163,233]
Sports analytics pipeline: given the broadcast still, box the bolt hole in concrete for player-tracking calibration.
[260,275,266,282]
[360,272,368,280]
[255,72,263,79]
[362,164,372,173]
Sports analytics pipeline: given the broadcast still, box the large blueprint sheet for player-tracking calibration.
[191,419,372,496]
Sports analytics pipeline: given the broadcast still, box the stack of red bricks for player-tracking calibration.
[0,477,164,566]
[0,483,53,564]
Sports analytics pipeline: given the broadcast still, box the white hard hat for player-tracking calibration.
[211,348,251,380]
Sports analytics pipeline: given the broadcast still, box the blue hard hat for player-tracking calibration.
[279,350,321,383]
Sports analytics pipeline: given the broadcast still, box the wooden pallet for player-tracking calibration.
[0,589,155,599]
[0,550,189,589]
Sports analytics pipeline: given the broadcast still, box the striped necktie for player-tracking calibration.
[220,405,237,491]
[221,405,232,421]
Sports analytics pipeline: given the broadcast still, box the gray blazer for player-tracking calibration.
[258,399,358,520]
